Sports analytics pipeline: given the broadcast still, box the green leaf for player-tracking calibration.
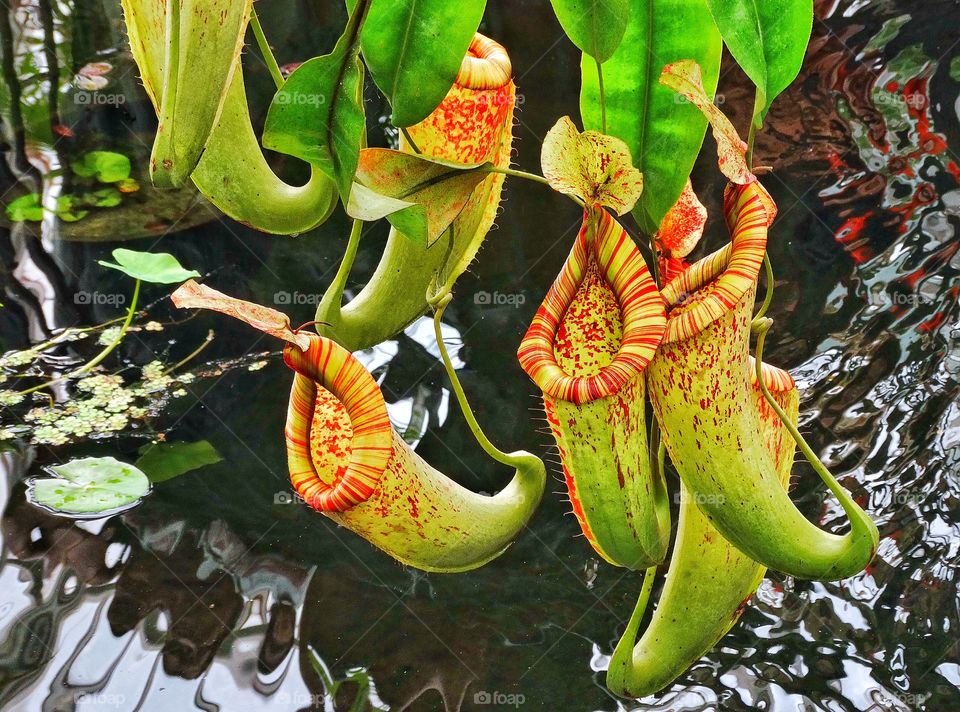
[347,148,489,246]
[549,0,630,62]
[28,456,150,515]
[581,0,721,234]
[5,193,44,222]
[347,0,485,127]
[98,248,200,284]
[85,187,123,208]
[55,195,89,222]
[704,0,813,126]
[135,440,223,483]
[71,151,132,183]
[263,3,368,202]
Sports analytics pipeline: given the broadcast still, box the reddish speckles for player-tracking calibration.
[554,259,624,376]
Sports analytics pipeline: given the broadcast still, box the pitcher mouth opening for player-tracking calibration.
[660,183,775,344]
[518,208,665,405]
[284,337,394,512]
[457,33,512,90]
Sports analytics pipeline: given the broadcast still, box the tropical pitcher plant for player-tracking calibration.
[121,0,879,697]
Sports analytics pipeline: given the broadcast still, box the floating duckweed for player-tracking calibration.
[0,391,25,407]
[1,329,263,446]
[97,326,124,346]
[141,361,165,381]
[0,349,38,369]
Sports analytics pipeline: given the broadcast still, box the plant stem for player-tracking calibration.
[250,9,284,90]
[73,279,140,378]
[596,57,607,134]
[755,253,775,320]
[625,564,658,630]
[649,236,661,287]
[332,219,363,303]
[483,165,586,208]
[161,329,214,376]
[18,279,141,396]
[486,165,551,187]
[400,126,422,154]
[429,290,524,468]
[752,318,878,542]
[746,90,762,167]
[317,218,364,326]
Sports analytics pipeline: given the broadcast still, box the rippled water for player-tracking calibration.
[0,0,958,710]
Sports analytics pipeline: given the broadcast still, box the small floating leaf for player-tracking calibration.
[28,456,150,516]
[541,116,644,214]
[71,151,132,183]
[98,248,200,284]
[136,440,222,483]
[5,193,44,222]
[86,187,123,208]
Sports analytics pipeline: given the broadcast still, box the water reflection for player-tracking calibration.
[0,0,959,710]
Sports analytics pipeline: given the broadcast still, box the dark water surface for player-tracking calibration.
[1,0,959,710]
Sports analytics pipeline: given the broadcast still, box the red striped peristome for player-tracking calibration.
[660,182,775,344]
[517,206,667,405]
[751,359,796,393]
[283,334,393,512]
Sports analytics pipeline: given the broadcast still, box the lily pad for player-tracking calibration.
[98,248,200,284]
[71,151,132,183]
[135,440,222,484]
[27,456,150,516]
[5,193,44,222]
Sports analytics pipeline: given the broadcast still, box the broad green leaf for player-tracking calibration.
[263,4,368,202]
[348,0,485,127]
[98,248,200,284]
[704,0,812,126]
[136,440,222,483]
[549,0,630,62]
[580,0,721,234]
[348,148,489,246]
[28,456,150,515]
[541,116,644,214]
[5,194,43,222]
[660,60,753,185]
[71,151,132,183]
